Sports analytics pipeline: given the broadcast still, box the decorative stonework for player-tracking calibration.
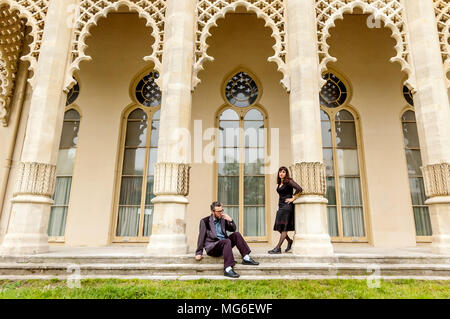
[315,0,415,89]
[422,163,450,198]
[434,0,450,88]
[290,162,327,196]
[13,162,57,197]
[194,0,288,91]
[153,162,191,196]
[0,0,49,87]
[0,6,25,127]
[66,0,167,91]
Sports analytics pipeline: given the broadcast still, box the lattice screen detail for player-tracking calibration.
[66,0,167,91]
[315,0,415,89]
[0,0,48,126]
[434,0,450,88]
[194,0,288,91]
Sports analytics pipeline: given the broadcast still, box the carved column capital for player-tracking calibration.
[153,162,191,196]
[13,162,57,197]
[422,163,450,197]
[290,162,327,196]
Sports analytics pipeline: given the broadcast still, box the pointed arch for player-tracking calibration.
[315,0,415,90]
[434,0,450,87]
[194,0,288,91]
[65,0,167,91]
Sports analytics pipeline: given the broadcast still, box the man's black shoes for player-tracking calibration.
[224,268,240,278]
[242,257,259,265]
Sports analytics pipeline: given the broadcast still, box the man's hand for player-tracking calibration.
[222,213,233,222]
[195,255,203,261]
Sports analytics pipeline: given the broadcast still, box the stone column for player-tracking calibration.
[0,0,78,255]
[405,0,450,254]
[146,0,196,255]
[286,0,334,256]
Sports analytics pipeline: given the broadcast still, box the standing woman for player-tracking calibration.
[268,167,303,254]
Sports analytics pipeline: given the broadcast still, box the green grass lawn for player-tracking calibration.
[0,279,449,299]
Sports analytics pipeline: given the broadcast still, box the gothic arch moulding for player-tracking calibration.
[65,0,167,91]
[434,0,450,88]
[315,0,416,90]
[194,0,289,91]
[0,0,48,126]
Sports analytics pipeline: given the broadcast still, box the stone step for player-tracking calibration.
[0,262,449,278]
[1,254,449,265]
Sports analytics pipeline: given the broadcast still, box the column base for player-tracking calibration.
[146,195,189,255]
[0,195,52,256]
[292,195,334,256]
[426,196,450,255]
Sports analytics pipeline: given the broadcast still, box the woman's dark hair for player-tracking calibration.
[277,166,291,184]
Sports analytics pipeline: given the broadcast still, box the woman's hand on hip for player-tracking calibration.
[285,198,295,204]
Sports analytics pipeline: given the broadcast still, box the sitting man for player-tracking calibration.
[195,201,259,278]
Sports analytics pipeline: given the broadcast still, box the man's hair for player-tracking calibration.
[210,201,222,211]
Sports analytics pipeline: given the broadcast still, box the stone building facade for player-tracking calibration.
[0,0,449,256]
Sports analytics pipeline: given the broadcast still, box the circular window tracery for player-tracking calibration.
[320,73,348,108]
[135,71,161,107]
[403,85,414,107]
[66,81,80,106]
[225,72,259,107]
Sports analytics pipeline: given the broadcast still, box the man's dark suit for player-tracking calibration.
[195,215,251,269]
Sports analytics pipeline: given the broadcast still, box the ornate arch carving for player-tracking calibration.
[66,0,167,91]
[0,4,26,126]
[434,0,450,88]
[194,0,288,91]
[315,0,415,90]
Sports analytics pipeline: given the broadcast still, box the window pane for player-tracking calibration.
[326,177,336,205]
[405,149,423,176]
[321,119,332,148]
[327,206,339,237]
[64,109,80,120]
[244,176,265,205]
[244,148,264,175]
[409,177,427,206]
[402,110,416,122]
[48,207,68,237]
[122,148,146,175]
[128,108,147,120]
[59,121,80,149]
[219,121,240,147]
[218,148,239,175]
[335,110,354,121]
[402,122,420,149]
[339,177,362,206]
[56,148,76,176]
[52,177,72,205]
[335,121,357,148]
[220,109,239,120]
[224,206,239,231]
[342,207,365,237]
[323,148,334,176]
[147,148,158,175]
[244,121,264,147]
[336,149,360,176]
[143,206,154,237]
[218,176,239,205]
[119,177,142,205]
[125,121,148,147]
[413,207,432,236]
[244,206,265,237]
[116,207,140,237]
[150,120,159,147]
[145,176,155,205]
[244,109,264,121]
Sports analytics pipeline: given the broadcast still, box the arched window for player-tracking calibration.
[401,110,432,239]
[217,70,267,240]
[320,72,367,241]
[113,70,160,241]
[48,82,81,240]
